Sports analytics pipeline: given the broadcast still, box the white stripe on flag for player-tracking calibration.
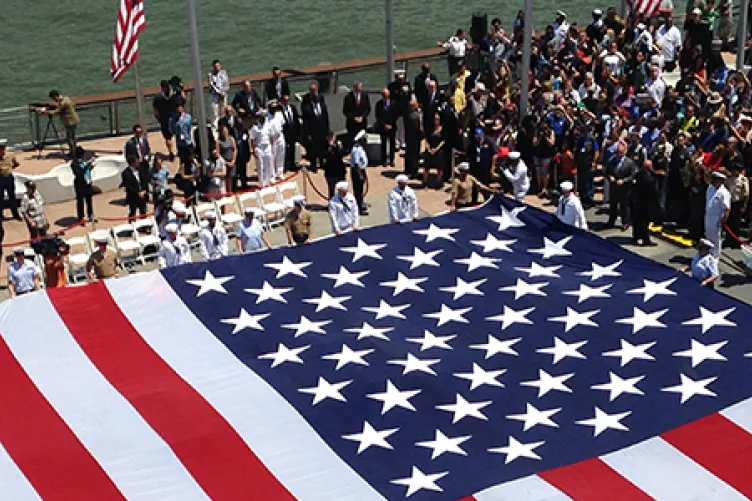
[601,436,746,500]
[474,475,572,501]
[721,396,752,434]
[0,293,210,501]
[107,272,386,501]
[0,442,41,501]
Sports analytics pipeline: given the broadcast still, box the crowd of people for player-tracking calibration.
[5,3,752,294]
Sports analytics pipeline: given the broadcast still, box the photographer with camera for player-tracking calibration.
[37,90,80,157]
[31,236,69,288]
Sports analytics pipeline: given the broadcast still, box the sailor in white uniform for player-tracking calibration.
[198,210,229,260]
[250,108,275,187]
[159,222,193,268]
[556,181,588,230]
[704,171,731,258]
[503,151,530,202]
[388,174,419,223]
[329,181,360,236]
[681,238,720,288]
[269,101,286,181]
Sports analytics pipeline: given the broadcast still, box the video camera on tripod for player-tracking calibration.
[29,102,63,158]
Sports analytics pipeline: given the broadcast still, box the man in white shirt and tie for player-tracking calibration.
[329,181,360,236]
[556,181,588,230]
[388,174,419,223]
[124,124,151,169]
[198,210,229,260]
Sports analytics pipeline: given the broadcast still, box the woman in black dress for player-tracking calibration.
[422,113,445,186]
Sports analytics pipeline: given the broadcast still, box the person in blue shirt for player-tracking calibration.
[680,238,719,288]
[149,153,171,202]
[168,100,194,173]
[70,146,95,221]
[237,207,272,253]
[8,247,40,298]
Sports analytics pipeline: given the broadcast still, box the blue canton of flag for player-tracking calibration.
[168,196,752,500]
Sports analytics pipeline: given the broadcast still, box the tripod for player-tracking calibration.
[35,112,65,159]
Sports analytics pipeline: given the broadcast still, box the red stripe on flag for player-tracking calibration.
[662,413,752,498]
[0,333,125,500]
[48,283,295,501]
[539,458,654,501]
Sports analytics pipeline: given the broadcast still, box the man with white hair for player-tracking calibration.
[159,223,192,268]
[198,210,229,260]
[329,181,360,236]
[388,174,419,224]
[250,108,275,187]
[705,171,731,258]
[503,151,530,202]
[556,181,588,230]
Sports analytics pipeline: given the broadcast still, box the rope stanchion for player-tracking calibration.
[1,218,87,248]
[724,224,751,247]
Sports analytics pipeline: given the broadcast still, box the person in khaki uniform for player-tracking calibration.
[37,90,80,156]
[450,162,495,211]
[285,196,313,245]
[0,139,22,221]
[86,235,121,281]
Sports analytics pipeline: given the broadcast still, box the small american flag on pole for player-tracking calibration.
[110,0,146,82]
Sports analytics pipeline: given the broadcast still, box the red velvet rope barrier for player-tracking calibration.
[724,224,752,247]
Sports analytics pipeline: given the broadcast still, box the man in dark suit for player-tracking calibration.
[264,67,291,104]
[232,80,262,129]
[440,96,463,182]
[606,141,639,229]
[219,105,250,190]
[630,159,660,246]
[467,127,496,203]
[404,98,422,178]
[301,82,330,171]
[123,124,151,169]
[342,81,371,150]
[280,94,301,171]
[387,69,412,149]
[414,62,438,106]
[420,79,443,138]
[122,155,148,219]
[375,88,398,167]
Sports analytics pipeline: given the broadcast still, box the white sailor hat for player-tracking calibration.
[699,238,714,248]
[557,10,567,17]
[165,222,179,233]
[593,8,603,16]
[0,139,7,148]
[637,23,646,31]
[12,247,24,255]
[711,171,727,180]
[336,180,349,191]
[458,162,470,171]
[354,130,367,142]
[560,180,574,192]
[508,151,521,160]
[396,174,409,183]
[204,210,217,219]
[172,201,187,213]
[256,109,268,117]
[93,234,109,244]
[692,7,702,14]
[394,69,406,76]
[292,195,306,205]
[244,206,256,215]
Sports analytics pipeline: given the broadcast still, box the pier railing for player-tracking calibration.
[17,47,447,151]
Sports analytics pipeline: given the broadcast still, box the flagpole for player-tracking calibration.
[385,0,395,83]
[519,0,533,125]
[187,0,210,166]
[132,59,149,140]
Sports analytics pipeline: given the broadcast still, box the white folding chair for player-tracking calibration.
[277,181,301,209]
[65,236,90,284]
[237,191,268,228]
[111,224,142,267]
[133,216,161,262]
[215,195,243,237]
[179,206,203,249]
[258,186,286,228]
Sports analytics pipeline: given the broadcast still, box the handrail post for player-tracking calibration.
[738,0,749,70]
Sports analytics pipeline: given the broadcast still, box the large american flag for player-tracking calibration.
[1,196,751,500]
[629,0,663,18]
[110,0,146,83]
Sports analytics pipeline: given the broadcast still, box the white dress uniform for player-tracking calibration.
[270,111,286,180]
[504,157,530,202]
[388,185,419,223]
[329,193,360,233]
[556,193,588,229]
[704,183,731,258]
[198,223,229,260]
[691,253,719,283]
[250,119,275,187]
[158,236,193,268]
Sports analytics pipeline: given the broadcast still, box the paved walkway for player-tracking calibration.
[2,135,751,304]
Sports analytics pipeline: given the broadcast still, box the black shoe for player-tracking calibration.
[168,152,176,161]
